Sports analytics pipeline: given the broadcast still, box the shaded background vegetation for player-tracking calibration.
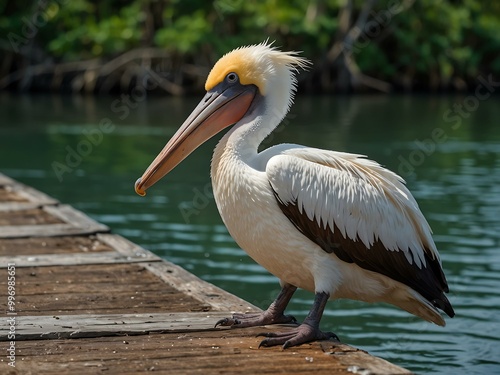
[1,0,500,94]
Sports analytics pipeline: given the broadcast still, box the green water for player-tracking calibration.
[1,92,499,374]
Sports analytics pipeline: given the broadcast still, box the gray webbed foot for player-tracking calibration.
[257,322,339,349]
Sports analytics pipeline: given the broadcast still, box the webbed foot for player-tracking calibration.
[257,322,339,349]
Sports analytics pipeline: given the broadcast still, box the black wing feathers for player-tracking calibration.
[272,189,455,318]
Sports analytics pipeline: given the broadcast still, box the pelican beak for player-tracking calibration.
[135,83,257,196]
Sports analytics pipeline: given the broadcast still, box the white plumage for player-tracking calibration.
[267,147,435,267]
[211,125,447,326]
[136,41,454,348]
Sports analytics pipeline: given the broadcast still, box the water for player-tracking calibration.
[1,92,499,374]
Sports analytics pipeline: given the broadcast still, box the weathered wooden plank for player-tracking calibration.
[97,233,162,261]
[2,278,171,295]
[0,174,59,213]
[318,341,414,375]
[0,233,154,261]
[0,186,28,203]
[97,235,258,313]
[44,205,110,233]
[0,223,101,238]
[0,312,412,375]
[0,312,228,341]
[0,184,58,211]
[0,263,159,285]
[0,250,160,268]
[98,235,257,313]
[0,235,113,256]
[0,205,109,238]
[0,172,15,186]
[0,207,63,226]
[0,201,52,211]
[0,264,212,316]
[9,290,210,316]
[143,261,259,314]
[8,327,412,375]
[0,173,413,375]
[12,185,58,205]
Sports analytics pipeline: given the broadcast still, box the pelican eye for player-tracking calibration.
[226,72,238,84]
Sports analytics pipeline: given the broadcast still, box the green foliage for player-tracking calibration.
[357,0,500,86]
[1,0,500,91]
[46,1,144,59]
[155,9,211,53]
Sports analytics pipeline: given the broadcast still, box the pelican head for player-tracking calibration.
[135,41,309,196]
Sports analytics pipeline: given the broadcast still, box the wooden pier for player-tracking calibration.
[0,173,411,374]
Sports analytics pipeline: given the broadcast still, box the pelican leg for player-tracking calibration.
[215,283,297,328]
[257,291,339,349]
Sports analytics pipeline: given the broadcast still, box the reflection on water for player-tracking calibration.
[1,93,500,374]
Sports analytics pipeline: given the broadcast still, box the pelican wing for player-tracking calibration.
[266,146,453,317]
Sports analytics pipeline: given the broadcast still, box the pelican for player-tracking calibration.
[135,41,454,348]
